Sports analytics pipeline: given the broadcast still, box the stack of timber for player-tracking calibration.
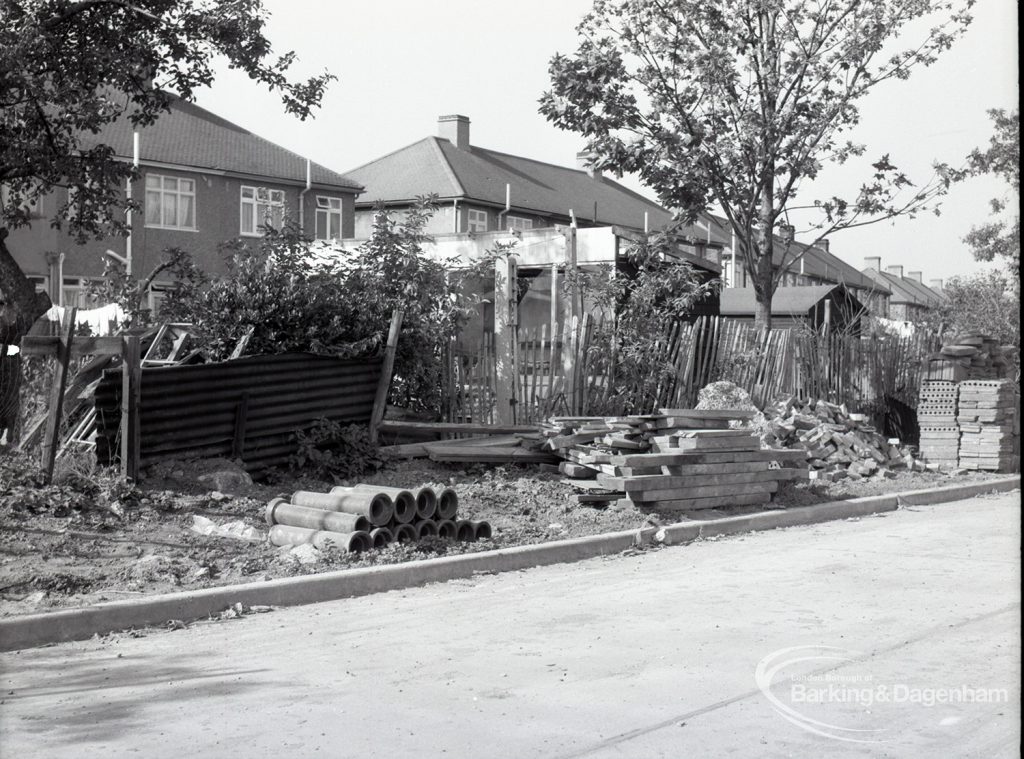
[540,410,807,510]
[922,334,1014,382]
[376,420,556,464]
[957,380,1020,472]
[917,381,961,468]
[264,484,491,549]
[762,396,918,482]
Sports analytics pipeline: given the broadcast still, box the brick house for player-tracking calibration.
[5,95,363,310]
[860,258,945,322]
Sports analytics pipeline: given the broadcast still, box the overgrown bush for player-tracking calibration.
[289,418,383,482]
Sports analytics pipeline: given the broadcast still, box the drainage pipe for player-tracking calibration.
[368,527,394,548]
[412,487,437,520]
[469,520,493,540]
[265,498,371,533]
[291,490,393,526]
[434,487,459,521]
[391,523,417,543]
[269,524,372,552]
[435,519,458,539]
[455,520,476,541]
[414,520,439,539]
[342,485,416,524]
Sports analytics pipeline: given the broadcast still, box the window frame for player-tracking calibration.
[144,173,197,231]
[240,185,286,237]
[315,195,344,241]
[467,208,488,233]
[506,215,533,232]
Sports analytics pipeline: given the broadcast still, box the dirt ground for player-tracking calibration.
[0,450,1011,618]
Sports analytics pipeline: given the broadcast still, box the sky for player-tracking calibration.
[195,0,1019,284]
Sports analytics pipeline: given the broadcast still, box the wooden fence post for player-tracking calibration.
[493,255,518,424]
[40,308,77,482]
[369,309,404,445]
[120,332,141,481]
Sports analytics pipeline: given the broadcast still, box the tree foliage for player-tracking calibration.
[964,108,1019,279]
[540,0,972,327]
[1,0,334,240]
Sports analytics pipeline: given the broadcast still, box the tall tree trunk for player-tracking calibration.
[0,229,51,345]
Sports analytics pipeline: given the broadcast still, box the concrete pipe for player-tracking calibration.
[269,524,371,553]
[265,499,370,533]
[469,520,493,540]
[369,527,394,548]
[434,487,459,521]
[455,520,476,541]
[340,486,415,525]
[413,487,437,520]
[435,519,458,539]
[391,523,417,543]
[292,489,393,526]
[414,520,439,539]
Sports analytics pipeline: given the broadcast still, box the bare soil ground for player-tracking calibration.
[0,451,1010,618]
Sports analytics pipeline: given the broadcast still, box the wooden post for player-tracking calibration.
[492,255,517,424]
[40,308,77,482]
[232,391,250,459]
[369,309,404,445]
[120,333,142,481]
[568,223,579,322]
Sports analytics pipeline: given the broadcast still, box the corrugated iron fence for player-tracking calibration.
[94,353,382,472]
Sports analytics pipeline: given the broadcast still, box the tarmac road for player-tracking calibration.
[1,491,1019,758]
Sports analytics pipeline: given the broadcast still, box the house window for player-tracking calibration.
[506,215,533,232]
[144,175,196,229]
[240,185,285,235]
[315,196,343,240]
[62,277,103,310]
[467,209,488,233]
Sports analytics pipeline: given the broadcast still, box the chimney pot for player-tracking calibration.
[908,271,923,283]
[886,265,904,278]
[576,150,602,180]
[864,256,882,271]
[438,114,470,150]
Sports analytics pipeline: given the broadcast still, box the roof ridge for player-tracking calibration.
[428,137,466,198]
[345,136,438,174]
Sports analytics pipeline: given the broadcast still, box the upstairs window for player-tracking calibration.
[467,208,488,233]
[145,174,196,229]
[315,196,343,240]
[506,215,533,232]
[240,185,285,235]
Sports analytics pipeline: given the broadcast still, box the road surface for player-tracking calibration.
[1,491,1020,758]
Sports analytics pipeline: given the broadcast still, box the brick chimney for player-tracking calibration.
[886,264,904,278]
[864,256,882,270]
[818,238,830,253]
[930,278,944,290]
[908,271,923,283]
[576,150,602,180]
[438,114,470,150]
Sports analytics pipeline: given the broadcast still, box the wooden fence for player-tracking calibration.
[444,316,939,424]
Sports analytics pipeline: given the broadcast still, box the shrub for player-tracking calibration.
[289,419,383,482]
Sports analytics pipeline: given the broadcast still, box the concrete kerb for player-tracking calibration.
[1,476,1018,652]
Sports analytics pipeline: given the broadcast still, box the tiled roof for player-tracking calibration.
[861,269,943,306]
[80,95,362,191]
[720,285,860,316]
[345,136,727,240]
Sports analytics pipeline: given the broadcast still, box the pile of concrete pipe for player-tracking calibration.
[266,484,492,553]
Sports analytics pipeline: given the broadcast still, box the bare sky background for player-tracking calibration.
[196,0,1018,283]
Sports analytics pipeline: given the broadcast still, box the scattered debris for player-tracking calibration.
[190,516,264,542]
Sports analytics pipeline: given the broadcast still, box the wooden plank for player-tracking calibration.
[655,417,731,429]
[369,309,404,445]
[40,308,77,482]
[559,461,598,479]
[672,429,757,438]
[620,491,773,511]
[379,420,538,435]
[619,470,784,495]
[120,332,142,481]
[378,442,430,458]
[425,445,558,463]
[673,436,760,451]
[658,408,757,419]
[574,492,625,504]
[20,334,123,358]
[610,449,808,467]
[597,462,772,489]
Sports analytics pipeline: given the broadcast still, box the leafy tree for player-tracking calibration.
[0,0,334,339]
[540,0,972,328]
[964,108,1019,280]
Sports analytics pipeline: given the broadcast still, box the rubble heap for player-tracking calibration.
[957,380,1020,472]
[761,396,918,482]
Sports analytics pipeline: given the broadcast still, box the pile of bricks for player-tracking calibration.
[763,396,917,482]
[957,380,1020,472]
[923,334,1014,382]
[917,381,961,468]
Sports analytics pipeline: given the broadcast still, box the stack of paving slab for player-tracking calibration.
[922,334,1013,382]
[957,380,1020,472]
[917,380,961,469]
[541,410,809,513]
